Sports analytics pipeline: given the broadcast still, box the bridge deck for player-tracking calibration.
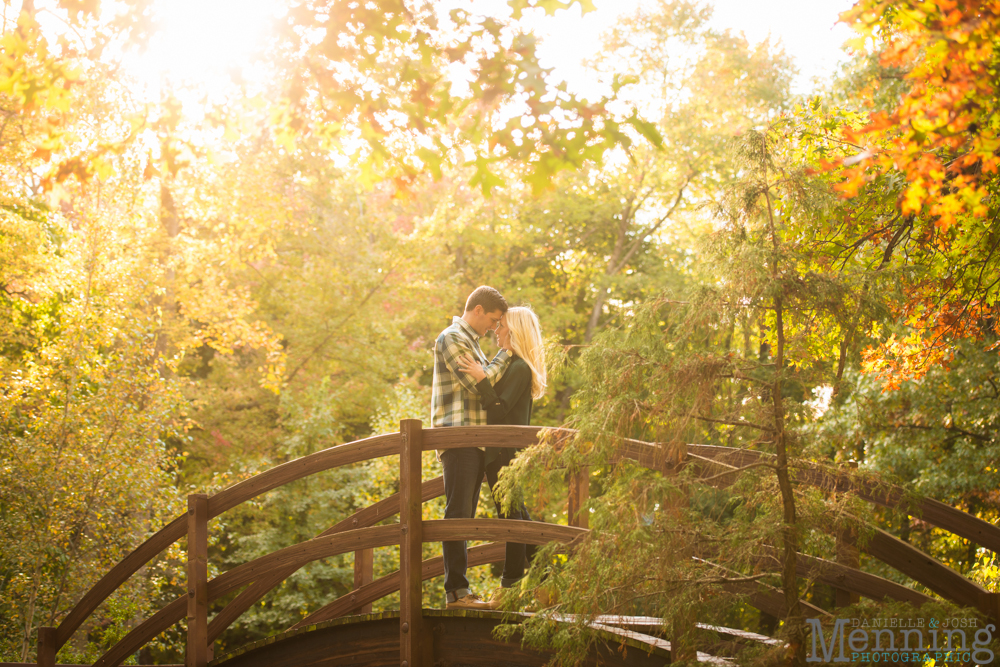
[211,610,681,667]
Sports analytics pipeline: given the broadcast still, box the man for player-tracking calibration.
[432,285,511,610]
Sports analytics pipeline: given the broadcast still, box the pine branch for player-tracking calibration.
[693,415,775,432]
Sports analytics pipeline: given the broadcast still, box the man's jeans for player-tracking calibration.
[441,447,486,602]
[485,447,537,588]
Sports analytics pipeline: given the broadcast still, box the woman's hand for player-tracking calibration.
[457,353,487,382]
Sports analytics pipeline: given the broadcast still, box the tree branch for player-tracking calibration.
[284,268,394,384]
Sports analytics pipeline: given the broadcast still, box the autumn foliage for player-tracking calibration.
[827,0,1000,384]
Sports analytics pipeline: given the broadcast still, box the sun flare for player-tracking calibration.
[125,0,284,98]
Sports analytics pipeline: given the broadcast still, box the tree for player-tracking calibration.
[254,0,659,194]
[821,0,1000,383]
[0,137,184,662]
[492,121,893,666]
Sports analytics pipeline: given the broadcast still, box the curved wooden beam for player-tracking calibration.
[96,519,582,667]
[422,518,586,545]
[694,557,831,620]
[423,426,683,475]
[863,528,988,610]
[290,542,507,629]
[688,444,1000,554]
[211,519,584,604]
[209,519,582,608]
[94,596,185,667]
[207,476,446,644]
[207,433,400,517]
[60,427,1000,665]
[757,547,932,606]
[54,516,185,649]
[55,433,400,652]
[422,425,548,451]
[210,525,404,600]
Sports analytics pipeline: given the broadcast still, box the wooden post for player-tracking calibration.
[399,420,424,667]
[36,626,55,667]
[567,467,589,529]
[835,462,860,608]
[187,493,209,667]
[834,526,861,607]
[981,591,1000,626]
[353,548,374,613]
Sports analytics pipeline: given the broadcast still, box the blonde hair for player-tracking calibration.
[504,306,547,400]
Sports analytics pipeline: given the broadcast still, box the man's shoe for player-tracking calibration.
[484,589,505,610]
[446,593,493,610]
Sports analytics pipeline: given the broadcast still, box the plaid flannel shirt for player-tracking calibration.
[431,316,511,428]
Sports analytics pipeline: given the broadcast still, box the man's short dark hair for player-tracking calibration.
[465,286,508,315]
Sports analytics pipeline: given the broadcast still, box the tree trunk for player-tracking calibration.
[773,294,805,665]
[764,161,804,665]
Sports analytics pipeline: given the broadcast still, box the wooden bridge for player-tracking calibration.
[18,421,1000,666]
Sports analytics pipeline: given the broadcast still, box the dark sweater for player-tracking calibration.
[476,356,533,426]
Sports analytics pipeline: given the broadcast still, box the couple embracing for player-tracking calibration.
[431,285,547,610]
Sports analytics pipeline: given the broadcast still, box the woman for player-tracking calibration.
[458,305,547,593]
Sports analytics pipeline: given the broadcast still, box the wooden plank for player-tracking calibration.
[353,549,374,614]
[917,499,1000,554]
[54,515,186,648]
[567,468,589,529]
[57,435,401,652]
[399,419,424,667]
[835,526,861,607]
[695,557,831,620]
[209,434,400,517]
[981,592,1000,624]
[421,519,586,546]
[422,425,545,451]
[35,627,55,667]
[291,543,506,629]
[863,528,988,610]
[206,476,445,644]
[757,548,932,606]
[423,427,683,476]
[187,494,209,667]
[209,525,404,600]
[93,596,186,667]
[688,444,1000,554]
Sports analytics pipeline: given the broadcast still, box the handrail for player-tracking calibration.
[689,444,1000,553]
[756,548,932,606]
[92,519,582,667]
[48,423,1000,667]
[207,434,401,517]
[53,516,186,649]
[205,520,583,601]
[54,433,401,651]
[206,476,446,643]
[289,542,507,629]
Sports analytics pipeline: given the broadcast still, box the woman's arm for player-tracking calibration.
[476,361,530,422]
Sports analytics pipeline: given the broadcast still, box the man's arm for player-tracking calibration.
[481,349,511,385]
[438,332,511,394]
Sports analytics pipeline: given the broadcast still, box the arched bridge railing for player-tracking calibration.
[32,422,1000,667]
